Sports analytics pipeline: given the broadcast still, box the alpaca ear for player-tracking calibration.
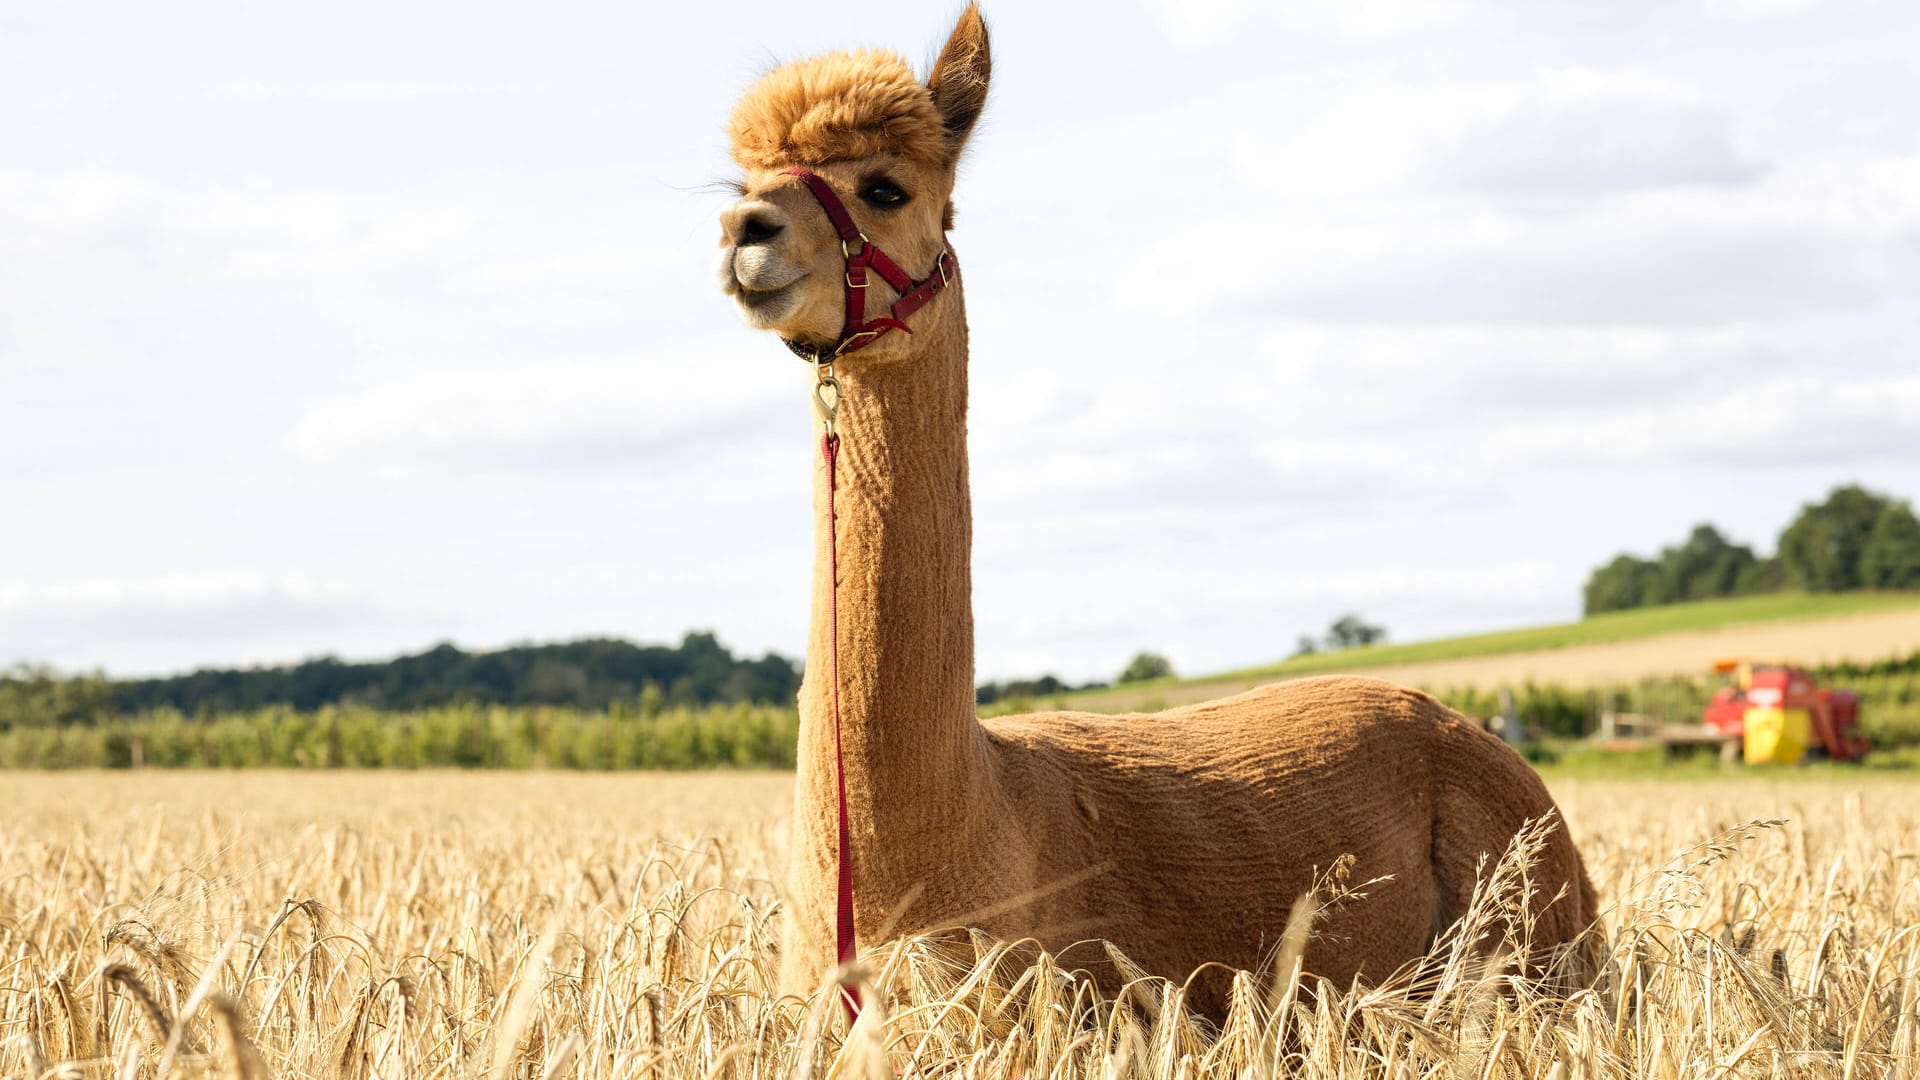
[927,4,990,159]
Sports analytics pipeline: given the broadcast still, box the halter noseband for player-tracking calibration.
[779,167,956,361]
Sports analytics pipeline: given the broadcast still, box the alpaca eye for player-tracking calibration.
[860,180,909,208]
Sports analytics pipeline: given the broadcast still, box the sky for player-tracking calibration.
[3,0,1917,683]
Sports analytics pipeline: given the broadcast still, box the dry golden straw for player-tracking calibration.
[0,770,1916,1079]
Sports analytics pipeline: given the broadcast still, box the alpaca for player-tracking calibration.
[714,6,1597,1013]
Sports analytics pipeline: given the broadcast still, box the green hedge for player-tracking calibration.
[0,702,799,770]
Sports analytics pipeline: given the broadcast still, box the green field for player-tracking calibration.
[1139,591,1920,691]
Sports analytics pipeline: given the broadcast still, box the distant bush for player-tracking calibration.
[1118,652,1174,684]
[1324,615,1386,650]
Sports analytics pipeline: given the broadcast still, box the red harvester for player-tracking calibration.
[1703,660,1870,764]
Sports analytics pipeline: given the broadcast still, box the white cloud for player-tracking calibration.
[1139,0,1832,46]
[979,439,1403,517]
[969,326,1799,553]
[1120,151,1920,325]
[0,166,687,309]
[1240,70,1760,198]
[1248,563,1562,619]
[0,572,350,614]
[965,352,1477,527]
[1198,323,1919,473]
[0,573,397,673]
[975,557,1563,681]
[287,346,793,470]
[1253,322,1791,428]
[1475,375,1920,467]
[0,80,125,112]
[218,80,465,103]
[0,169,478,287]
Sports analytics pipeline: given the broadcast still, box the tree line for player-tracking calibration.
[5,634,1183,726]
[2,632,802,728]
[1584,484,1920,615]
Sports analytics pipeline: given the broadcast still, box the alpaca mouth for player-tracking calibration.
[736,278,800,308]
[730,276,807,328]
[719,246,807,311]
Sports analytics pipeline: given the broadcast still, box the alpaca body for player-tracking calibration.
[784,676,1596,1008]
[716,8,1598,1015]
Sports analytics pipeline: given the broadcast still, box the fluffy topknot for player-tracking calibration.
[728,49,949,171]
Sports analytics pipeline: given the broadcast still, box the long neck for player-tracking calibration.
[798,291,988,851]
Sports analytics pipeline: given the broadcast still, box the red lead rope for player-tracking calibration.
[783,164,961,1022]
[823,431,861,1020]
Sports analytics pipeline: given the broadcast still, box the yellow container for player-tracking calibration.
[1743,706,1811,765]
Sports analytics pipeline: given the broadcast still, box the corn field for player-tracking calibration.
[2,770,1918,1079]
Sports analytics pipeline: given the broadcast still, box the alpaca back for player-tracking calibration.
[975,677,1594,1006]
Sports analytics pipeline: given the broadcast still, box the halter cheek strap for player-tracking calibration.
[780,167,956,359]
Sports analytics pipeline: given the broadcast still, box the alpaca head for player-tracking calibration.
[717,5,989,363]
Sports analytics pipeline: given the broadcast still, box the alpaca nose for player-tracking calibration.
[722,202,787,247]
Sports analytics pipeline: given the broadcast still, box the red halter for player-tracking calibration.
[780,167,956,359]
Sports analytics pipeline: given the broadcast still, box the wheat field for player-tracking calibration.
[2,770,1916,1079]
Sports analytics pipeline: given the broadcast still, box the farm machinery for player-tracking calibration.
[1702,660,1870,764]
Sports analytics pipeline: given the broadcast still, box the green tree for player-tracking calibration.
[1735,556,1787,596]
[106,633,803,716]
[1658,524,1759,601]
[1778,484,1891,591]
[1326,614,1386,649]
[1862,500,1920,589]
[1119,652,1173,683]
[1583,555,1666,614]
[0,666,117,729]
